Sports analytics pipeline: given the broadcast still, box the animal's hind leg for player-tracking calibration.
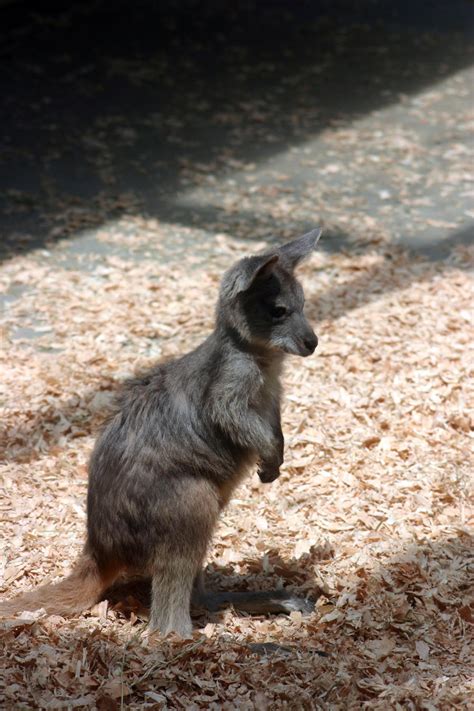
[191,568,206,607]
[148,477,220,637]
[149,553,200,637]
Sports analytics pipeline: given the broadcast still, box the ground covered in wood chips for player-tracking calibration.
[1,1,474,709]
[1,236,473,709]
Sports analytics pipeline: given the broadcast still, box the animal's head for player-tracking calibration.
[218,228,321,357]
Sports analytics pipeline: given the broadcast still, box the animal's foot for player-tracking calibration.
[145,614,193,639]
[272,590,315,615]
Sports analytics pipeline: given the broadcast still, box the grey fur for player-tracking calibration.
[86,229,321,636]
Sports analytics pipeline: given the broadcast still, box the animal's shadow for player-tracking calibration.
[100,546,333,627]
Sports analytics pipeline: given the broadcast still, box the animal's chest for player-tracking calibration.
[249,371,281,414]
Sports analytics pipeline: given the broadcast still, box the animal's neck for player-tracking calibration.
[215,322,282,365]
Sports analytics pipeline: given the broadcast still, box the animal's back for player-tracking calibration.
[86,349,250,569]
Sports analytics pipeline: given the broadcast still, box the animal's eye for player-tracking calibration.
[270,305,287,319]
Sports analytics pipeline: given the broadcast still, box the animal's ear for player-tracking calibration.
[278,227,322,269]
[223,253,279,298]
[237,253,279,293]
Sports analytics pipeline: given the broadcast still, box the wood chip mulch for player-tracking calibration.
[1,231,473,709]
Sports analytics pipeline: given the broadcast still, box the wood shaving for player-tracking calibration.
[1,235,472,709]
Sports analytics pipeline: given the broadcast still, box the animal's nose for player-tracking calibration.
[304,334,318,353]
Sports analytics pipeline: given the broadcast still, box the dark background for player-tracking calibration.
[1,0,473,265]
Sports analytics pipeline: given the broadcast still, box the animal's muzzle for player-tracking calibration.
[302,333,318,355]
[299,333,318,356]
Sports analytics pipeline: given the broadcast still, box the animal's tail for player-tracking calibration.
[0,553,118,618]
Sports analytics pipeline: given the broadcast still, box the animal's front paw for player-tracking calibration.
[257,464,281,483]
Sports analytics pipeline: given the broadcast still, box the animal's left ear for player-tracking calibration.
[237,253,280,293]
[221,253,280,300]
[278,227,322,270]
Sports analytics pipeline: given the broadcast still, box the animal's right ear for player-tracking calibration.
[223,254,279,298]
[278,227,322,270]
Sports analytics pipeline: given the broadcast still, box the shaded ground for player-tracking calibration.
[1,0,473,266]
[0,1,473,709]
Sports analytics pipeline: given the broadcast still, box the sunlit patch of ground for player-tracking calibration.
[1,230,472,708]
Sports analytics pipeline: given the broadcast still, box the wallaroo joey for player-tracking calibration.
[0,228,321,637]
